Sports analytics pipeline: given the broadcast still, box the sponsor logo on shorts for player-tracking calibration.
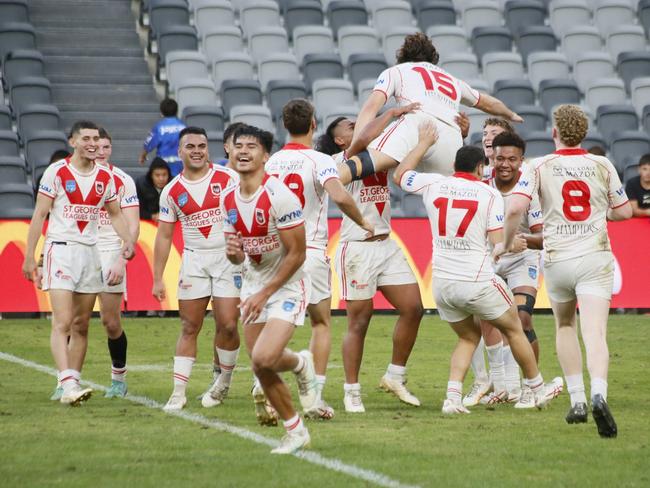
[65,180,76,193]
[178,192,189,208]
[227,209,238,224]
[350,280,368,290]
[55,269,71,280]
[95,181,105,195]
[255,208,266,225]
[528,266,538,279]
[179,279,192,290]
[282,300,296,311]
[233,275,242,289]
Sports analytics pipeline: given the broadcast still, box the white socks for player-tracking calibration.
[486,342,506,392]
[566,374,588,406]
[58,369,80,391]
[446,380,463,403]
[315,375,326,398]
[386,363,406,381]
[470,338,489,383]
[591,377,608,401]
[344,383,361,393]
[216,347,239,383]
[111,366,127,383]
[283,414,305,433]
[524,373,544,394]
[502,345,521,392]
[172,356,195,395]
[292,352,305,374]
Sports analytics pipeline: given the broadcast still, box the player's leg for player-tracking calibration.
[337,149,397,185]
[305,298,335,419]
[341,299,373,412]
[98,291,128,398]
[514,287,539,361]
[463,319,491,407]
[480,321,507,402]
[48,289,77,400]
[62,291,96,405]
[443,315,481,414]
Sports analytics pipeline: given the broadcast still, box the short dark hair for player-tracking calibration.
[147,157,171,180]
[49,149,70,164]
[454,145,486,173]
[68,120,99,138]
[316,117,347,155]
[491,132,526,155]
[224,122,248,144]
[587,145,607,156]
[483,118,514,132]
[396,32,439,65]
[178,126,208,142]
[97,127,112,143]
[233,125,274,154]
[282,99,314,135]
[639,153,650,166]
[160,98,178,117]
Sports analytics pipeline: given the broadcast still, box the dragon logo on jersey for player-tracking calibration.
[255,208,266,225]
[211,183,222,196]
[95,181,105,195]
[178,192,189,208]
[528,266,538,280]
[282,300,296,311]
[227,209,238,224]
[65,180,76,193]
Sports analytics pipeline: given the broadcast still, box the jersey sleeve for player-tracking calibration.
[37,164,59,199]
[399,170,443,195]
[143,124,159,152]
[221,198,236,235]
[458,79,480,107]
[513,162,538,200]
[487,192,505,232]
[157,184,177,223]
[527,192,544,228]
[120,174,139,209]
[606,159,629,209]
[271,183,305,230]
[103,176,118,204]
[373,67,395,100]
[315,153,340,187]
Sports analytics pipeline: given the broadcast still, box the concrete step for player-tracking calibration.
[36,28,141,50]
[44,56,152,84]
[28,0,135,28]
[60,112,160,140]
[38,46,144,57]
[52,83,159,106]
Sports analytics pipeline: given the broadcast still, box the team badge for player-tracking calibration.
[282,300,296,311]
[227,209,238,224]
[178,192,189,208]
[95,181,105,195]
[211,183,222,195]
[65,180,76,193]
[528,266,538,280]
[233,275,242,289]
[255,208,266,225]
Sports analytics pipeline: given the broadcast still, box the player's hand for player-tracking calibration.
[226,232,245,264]
[106,259,126,286]
[510,113,524,123]
[417,120,439,147]
[455,112,470,139]
[35,266,43,290]
[121,241,135,261]
[492,242,506,262]
[152,279,166,301]
[240,290,271,326]
[22,257,38,282]
[510,234,528,253]
[391,102,421,117]
[360,219,375,239]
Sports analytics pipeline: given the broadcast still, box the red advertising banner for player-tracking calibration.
[1,218,648,312]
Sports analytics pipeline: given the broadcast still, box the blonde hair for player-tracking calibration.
[553,104,588,147]
[483,117,514,132]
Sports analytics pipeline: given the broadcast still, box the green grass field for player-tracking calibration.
[1,313,648,487]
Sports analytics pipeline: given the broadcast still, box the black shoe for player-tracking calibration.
[591,394,618,438]
[565,402,588,424]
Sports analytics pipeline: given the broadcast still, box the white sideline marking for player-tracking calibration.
[0,351,419,488]
[128,363,344,373]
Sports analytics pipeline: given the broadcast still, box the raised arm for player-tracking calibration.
[351,91,386,145]
[475,92,523,123]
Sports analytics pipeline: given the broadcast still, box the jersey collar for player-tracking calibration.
[554,148,587,155]
[453,171,480,181]
[282,142,311,150]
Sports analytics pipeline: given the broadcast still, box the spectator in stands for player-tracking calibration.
[50,149,71,164]
[588,146,607,156]
[216,122,248,166]
[625,154,650,218]
[139,98,186,177]
[136,157,171,222]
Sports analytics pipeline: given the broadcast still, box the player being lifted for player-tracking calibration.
[337,32,522,184]
[499,105,632,437]
[396,122,558,413]
[152,127,242,411]
[265,99,373,419]
[23,121,135,405]
[223,125,317,454]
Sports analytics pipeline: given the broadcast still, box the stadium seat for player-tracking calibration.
[623,160,639,183]
[149,0,190,50]
[466,77,489,94]
[23,130,68,171]
[597,104,639,142]
[643,104,650,134]
[464,106,490,133]
[382,26,420,65]
[594,0,635,38]
[174,78,218,115]
[302,53,344,92]
[401,193,426,217]
[10,76,52,114]
[527,52,570,90]
[631,78,650,118]
[427,26,469,59]
[606,25,646,62]
[0,105,11,131]
[417,1,456,33]
[327,1,369,39]
[462,1,502,36]
[561,26,602,65]
[504,0,546,36]
[493,79,535,108]
[266,80,308,120]
[323,105,359,127]
[0,22,36,61]
[258,53,301,91]
[585,78,626,113]
[516,26,557,65]
[165,50,209,89]
[549,0,591,40]
[482,52,524,90]
[640,0,650,39]
[182,105,225,131]
[229,105,275,133]
[17,104,61,139]
[524,130,554,157]
[201,27,244,65]
[206,130,226,159]
[582,130,608,152]
[513,105,547,134]
[573,52,615,94]
[212,53,254,91]
[0,0,29,23]
[293,26,335,64]
[618,52,650,93]
[372,1,414,33]
[191,0,235,35]
[312,79,356,120]
[357,78,377,105]
[538,79,580,115]
[610,131,650,171]
[240,1,281,37]
[439,52,479,80]
[157,25,198,68]
[471,27,513,64]
[348,53,389,90]
[0,183,34,218]
[1,50,44,91]
[220,79,263,117]
[248,26,289,63]
[284,0,324,39]
[0,156,27,184]
[338,26,381,65]
[0,131,20,158]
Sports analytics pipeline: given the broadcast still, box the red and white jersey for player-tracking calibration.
[222,174,305,291]
[38,158,117,246]
[158,164,239,251]
[373,62,480,129]
[340,171,391,242]
[514,148,629,263]
[401,170,504,282]
[97,164,139,251]
[265,143,339,250]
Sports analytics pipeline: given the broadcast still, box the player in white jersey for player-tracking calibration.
[22,120,135,406]
[335,33,522,186]
[499,105,632,437]
[152,127,242,412]
[265,99,373,419]
[395,121,558,414]
[93,128,140,398]
[223,125,317,455]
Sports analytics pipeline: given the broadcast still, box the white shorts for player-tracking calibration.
[544,251,614,303]
[335,238,417,301]
[42,241,103,293]
[177,249,242,300]
[434,276,514,323]
[495,250,540,290]
[305,248,331,305]
[368,112,463,176]
[242,278,310,326]
[99,248,126,294]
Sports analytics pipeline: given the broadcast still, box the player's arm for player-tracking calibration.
[607,202,633,221]
[22,193,53,282]
[324,178,373,237]
[225,232,245,265]
[474,92,523,123]
[627,199,649,218]
[500,194,529,254]
[488,228,505,247]
[606,165,633,221]
[519,224,543,250]
[105,199,135,260]
[351,91,386,144]
[151,221,174,301]
[392,121,439,185]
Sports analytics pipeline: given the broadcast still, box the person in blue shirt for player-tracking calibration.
[139,98,186,176]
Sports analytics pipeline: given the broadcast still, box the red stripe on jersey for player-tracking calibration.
[361,172,389,216]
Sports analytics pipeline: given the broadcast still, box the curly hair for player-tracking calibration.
[396,32,439,65]
[483,118,514,132]
[553,104,588,147]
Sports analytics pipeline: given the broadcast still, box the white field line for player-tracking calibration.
[0,351,420,488]
[128,363,344,372]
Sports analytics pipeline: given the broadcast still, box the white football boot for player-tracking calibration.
[60,384,92,406]
[343,388,365,413]
[463,381,491,407]
[379,375,421,406]
[270,427,311,455]
[163,392,187,412]
[442,398,471,414]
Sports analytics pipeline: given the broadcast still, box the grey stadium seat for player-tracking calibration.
[471,27,513,64]
[538,79,580,115]
[248,26,289,63]
[417,1,456,33]
[1,50,44,91]
[372,2,414,34]
[357,78,376,105]
[302,53,344,92]
[149,0,190,50]
[582,130,608,152]
[618,52,650,93]
[323,105,359,128]
[594,0,635,38]
[527,52,570,90]
[0,0,29,23]
[348,53,388,90]
[0,156,27,184]
[293,26,335,64]
[165,51,209,89]
[606,25,646,62]
[462,1,502,36]
[493,79,535,108]
[23,130,68,171]
[585,78,626,114]
[212,53,254,91]
[464,106,490,133]
[644,105,650,135]
[181,105,225,132]
[220,80,263,117]
[623,159,640,184]
[0,105,11,131]
[610,131,650,170]
[201,27,244,65]
[524,131,555,157]
[327,1,369,39]
[561,26,602,65]
[206,131,225,160]
[439,52,479,80]
[240,1,281,37]
[640,0,650,39]
[549,0,591,40]
[427,26,469,58]
[17,104,61,139]
[482,52,524,90]
[573,52,615,94]
[338,26,381,65]
[382,26,419,66]
[258,53,301,91]
[514,105,547,134]
[284,1,324,39]
[229,105,275,133]
[0,131,20,158]
[10,76,52,114]
[174,78,218,114]
[516,26,557,65]
[0,23,36,62]
[0,183,34,218]
[157,25,198,68]
[596,105,639,142]
[504,0,546,36]
[631,78,650,118]
[312,79,356,120]
[266,80,307,120]
[192,0,235,35]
